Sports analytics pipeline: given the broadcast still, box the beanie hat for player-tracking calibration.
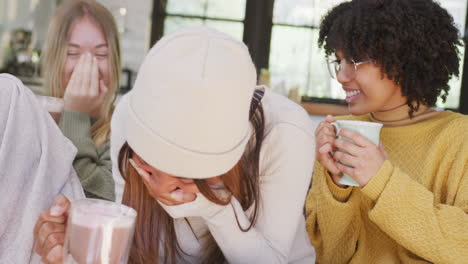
[125,27,257,179]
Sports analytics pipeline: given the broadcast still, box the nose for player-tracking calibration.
[336,67,352,84]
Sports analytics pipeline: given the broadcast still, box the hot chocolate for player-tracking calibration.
[64,199,136,264]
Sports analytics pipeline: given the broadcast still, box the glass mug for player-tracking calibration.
[331,120,383,186]
[63,199,137,264]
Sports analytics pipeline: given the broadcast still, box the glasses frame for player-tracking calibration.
[327,58,374,79]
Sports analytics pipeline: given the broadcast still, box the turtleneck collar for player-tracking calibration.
[369,103,439,127]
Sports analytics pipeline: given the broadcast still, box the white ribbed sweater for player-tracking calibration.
[110,88,316,263]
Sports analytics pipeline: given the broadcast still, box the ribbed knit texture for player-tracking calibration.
[306,111,468,264]
[59,110,115,201]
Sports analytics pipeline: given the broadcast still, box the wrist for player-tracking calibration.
[330,172,347,188]
[64,103,87,114]
[325,171,353,202]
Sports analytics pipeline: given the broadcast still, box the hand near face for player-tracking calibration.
[332,128,388,186]
[33,195,71,264]
[129,156,224,206]
[63,52,109,117]
[315,115,346,187]
[129,158,197,205]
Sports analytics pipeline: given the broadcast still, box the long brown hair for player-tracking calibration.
[42,0,121,146]
[119,97,265,263]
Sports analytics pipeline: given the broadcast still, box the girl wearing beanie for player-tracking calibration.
[34,27,317,263]
[306,0,468,263]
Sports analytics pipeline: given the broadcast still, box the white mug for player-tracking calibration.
[331,120,383,186]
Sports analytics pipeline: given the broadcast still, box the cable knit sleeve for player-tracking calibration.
[305,161,363,264]
[59,110,115,201]
[361,157,468,264]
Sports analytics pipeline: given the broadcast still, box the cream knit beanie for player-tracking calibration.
[125,27,257,179]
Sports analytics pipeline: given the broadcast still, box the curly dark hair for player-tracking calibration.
[318,0,462,114]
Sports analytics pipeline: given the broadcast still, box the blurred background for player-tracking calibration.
[0,0,466,114]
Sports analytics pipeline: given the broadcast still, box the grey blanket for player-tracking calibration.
[0,74,85,264]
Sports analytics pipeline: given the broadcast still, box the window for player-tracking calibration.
[159,0,246,40]
[437,0,467,109]
[269,0,347,101]
[268,0,467,109]
[151,0,468,113]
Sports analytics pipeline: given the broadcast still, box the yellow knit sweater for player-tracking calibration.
[305,111,468,264]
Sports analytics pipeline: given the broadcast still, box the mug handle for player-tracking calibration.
[328,122,339,156]
[329,122,361,186]
[331,122,342,139]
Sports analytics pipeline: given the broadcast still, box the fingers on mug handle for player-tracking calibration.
[44,244,63,264]
[335,161,355,179]
[50,195,71,217]
[42,231,65,259]
[33,195,69,240]
[35,221,64,258]
[325,115,335,123]
[319,142,333,154]
[316,120,336,137]
[317,142,340,175]
[330,122,339,136]
[325,156,341,176]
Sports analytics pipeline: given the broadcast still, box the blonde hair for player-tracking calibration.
[42,0,121,146]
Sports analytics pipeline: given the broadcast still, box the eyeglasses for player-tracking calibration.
[327,58,374,79]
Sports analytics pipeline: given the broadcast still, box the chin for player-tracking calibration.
[348,104,371,116]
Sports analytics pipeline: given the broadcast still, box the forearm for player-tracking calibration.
[60,111,115,201]
[160,195,296,263]
[72,156,115,201]
[306,163,362,263]
[205,198,289,263]
[363,161,468,264]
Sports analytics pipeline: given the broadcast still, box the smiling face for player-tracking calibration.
[62,16,110,91]
[335,51,407,115]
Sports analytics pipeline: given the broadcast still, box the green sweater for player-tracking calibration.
[59,110,115,201]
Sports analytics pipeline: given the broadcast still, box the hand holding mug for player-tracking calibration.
[315,115,346,187]
[33,195,71,264]
[330,120,386,186]
[63,53,108,117]
[333,129,388,186]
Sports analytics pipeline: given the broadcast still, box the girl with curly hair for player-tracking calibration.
[305,0,468,263]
